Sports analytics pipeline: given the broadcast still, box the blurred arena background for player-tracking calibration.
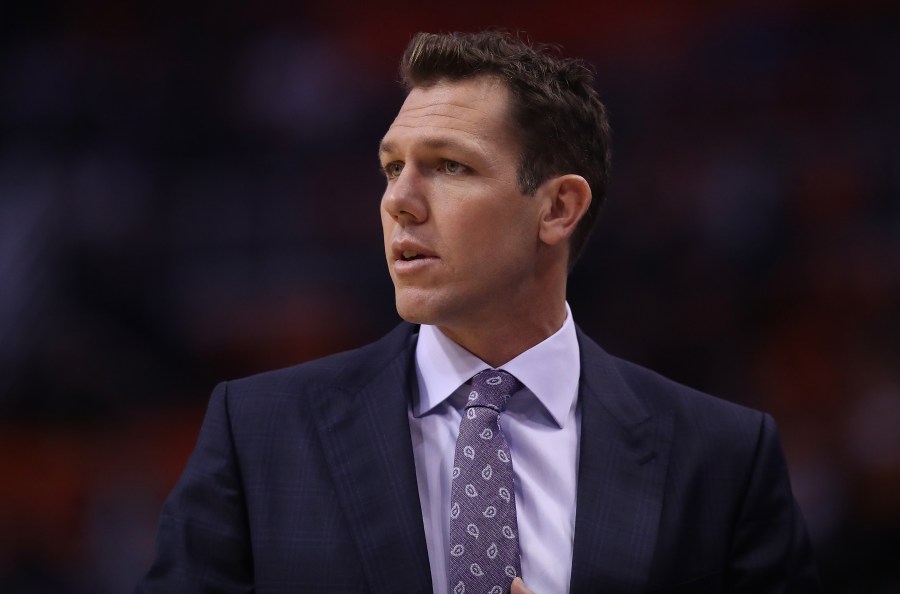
[0,1,898,592]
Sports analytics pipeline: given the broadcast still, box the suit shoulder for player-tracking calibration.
[597,353,779,491]
[223,322,417,399]
[608,353,767,438]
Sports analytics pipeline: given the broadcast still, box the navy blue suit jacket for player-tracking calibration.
[137,323,819,593]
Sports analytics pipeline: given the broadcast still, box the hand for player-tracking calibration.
[511,577,537,594]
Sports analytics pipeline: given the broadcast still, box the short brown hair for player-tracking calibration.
[400,30,612,269]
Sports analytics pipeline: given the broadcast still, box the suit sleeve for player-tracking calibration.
[135,382,254,593]
[726,413,821,593]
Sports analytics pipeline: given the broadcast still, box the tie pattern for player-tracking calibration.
[449,369,523,594]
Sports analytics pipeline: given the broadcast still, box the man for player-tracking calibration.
[137,31,820,593]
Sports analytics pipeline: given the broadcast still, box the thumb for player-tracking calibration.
[511,577,537,594]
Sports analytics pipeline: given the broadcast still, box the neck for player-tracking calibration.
[437,297,567,368]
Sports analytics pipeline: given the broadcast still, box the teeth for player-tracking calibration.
[402,251,418,260]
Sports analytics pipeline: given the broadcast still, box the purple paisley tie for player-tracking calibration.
[449,369,523,594]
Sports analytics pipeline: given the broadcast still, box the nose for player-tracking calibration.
[381,166,427,225]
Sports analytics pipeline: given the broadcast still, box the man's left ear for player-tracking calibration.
[537,174,592,246]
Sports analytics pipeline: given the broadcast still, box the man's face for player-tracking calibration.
[379,77,545,334]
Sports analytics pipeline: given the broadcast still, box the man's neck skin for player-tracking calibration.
[436,288,567,368]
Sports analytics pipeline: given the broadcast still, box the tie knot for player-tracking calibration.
[466,369,522,413]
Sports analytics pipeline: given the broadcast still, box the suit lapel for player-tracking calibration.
[569,329,673,594]
[306,323,673,592]
[309,324,433,593]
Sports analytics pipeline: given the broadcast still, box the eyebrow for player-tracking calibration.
[378,136,475,159]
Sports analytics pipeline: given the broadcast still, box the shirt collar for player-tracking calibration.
[413,303,580,429]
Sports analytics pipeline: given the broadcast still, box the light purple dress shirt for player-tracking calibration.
[408,304,581,594]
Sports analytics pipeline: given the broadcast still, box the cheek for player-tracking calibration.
[449,216,512,270]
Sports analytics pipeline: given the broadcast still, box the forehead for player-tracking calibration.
[381,77,516,154]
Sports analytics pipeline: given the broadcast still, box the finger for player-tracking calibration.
[511,577,537,594]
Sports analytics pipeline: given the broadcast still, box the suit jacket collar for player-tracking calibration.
[569,326,673,594]
[309,322,672,593]
[308,322,433,593]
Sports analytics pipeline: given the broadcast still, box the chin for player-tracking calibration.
[393,289,444,326]
[394,300,431,325]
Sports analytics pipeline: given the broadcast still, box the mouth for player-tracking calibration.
[392,241,436,262]
[391,243,437,273]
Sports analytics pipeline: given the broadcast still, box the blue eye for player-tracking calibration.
[383,162,403,179]
[443,160,466,174]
